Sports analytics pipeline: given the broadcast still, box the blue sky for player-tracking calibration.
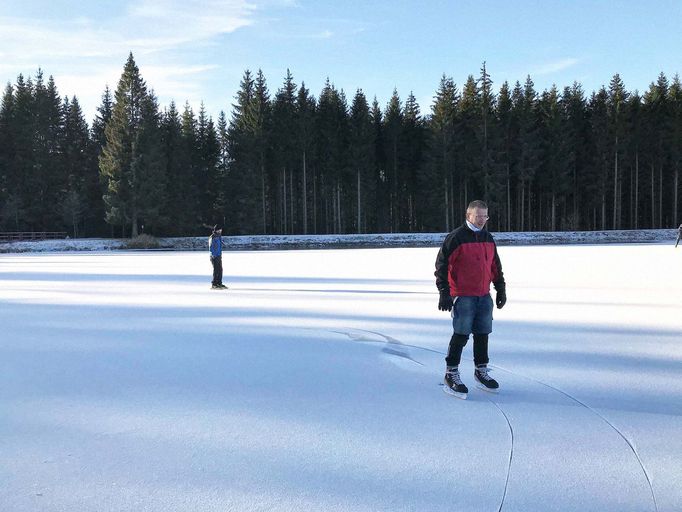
[1,0,681,123]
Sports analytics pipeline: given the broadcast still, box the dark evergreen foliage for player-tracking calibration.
[1,57,682,237]
[348,89,375,233]
[99,53,165,237]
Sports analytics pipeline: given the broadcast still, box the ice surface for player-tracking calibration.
[1,245,681,511]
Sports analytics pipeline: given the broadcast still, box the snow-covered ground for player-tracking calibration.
[1,244,681,511]
[0,228,678,253]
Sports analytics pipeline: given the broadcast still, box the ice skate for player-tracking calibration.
[474,365,499,393]
[443,367,468,399]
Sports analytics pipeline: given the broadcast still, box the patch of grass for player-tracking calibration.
[126,234,160,249]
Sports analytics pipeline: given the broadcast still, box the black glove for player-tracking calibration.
[495,287,506,309]
[438,290,453,312]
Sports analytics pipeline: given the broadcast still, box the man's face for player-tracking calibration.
[467,207,489,229]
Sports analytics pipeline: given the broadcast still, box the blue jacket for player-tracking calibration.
[209,235,222,258]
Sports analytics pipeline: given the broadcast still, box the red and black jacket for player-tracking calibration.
[435,223,505,297]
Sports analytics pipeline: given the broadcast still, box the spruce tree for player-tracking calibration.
[477,63,499,205]
[348,88,375,233]
[607,74,629,229]
[516,77,541,230]
[31,71,63,230]
[272,70,298,233]
[383,89,403,232]
[295,82,316,234]
[132,90,166,233]
[624,91,643,228]
[160,101,189,234]
[91,86,113,152]
[197,104,221,229]
[88,86,114,236]
[641,84,657,227]
[214,111,230,229]
[425,75,460,231]
[496,81,516,230]
[402,92,425,231]
[316,80,349,233]
[537,85,571,230]
[370,97,387,231]
[587,88,610,229]
[646,73,670,227]
[226,69,263,234]
[60,96,91,236]
[7,75,33,231]
[459,75,481,210]
[253,70,272,233]
[179,101,201,229]
[561,83,588,229]
[0,83,22,230]
[99,53,166,237]
[668,75,682,226]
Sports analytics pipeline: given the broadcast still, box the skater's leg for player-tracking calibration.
[211,257,220,286]
[445,333,469,367]
[470,295,493,365]
[447,296,476,367]
[473,332,499,391]
[473,333,489,367]
[470,295,499,390]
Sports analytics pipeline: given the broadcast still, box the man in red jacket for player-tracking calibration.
[435,200,506,399]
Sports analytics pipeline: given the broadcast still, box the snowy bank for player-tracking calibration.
[0,228,677,253]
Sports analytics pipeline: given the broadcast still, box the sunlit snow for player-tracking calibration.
[1,244,681,511]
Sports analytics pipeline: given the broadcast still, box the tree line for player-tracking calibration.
[1,53,681,237]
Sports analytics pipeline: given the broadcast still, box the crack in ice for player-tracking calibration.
[341,329,659,512]
[489,363,659,512]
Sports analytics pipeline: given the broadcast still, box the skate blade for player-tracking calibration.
[475,383,499,394]
[442,386,467,400]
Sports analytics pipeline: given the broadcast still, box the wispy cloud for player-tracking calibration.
[260,16,369,41]
[311,29,334,39]
[0,0,261,119]
[143,64,221,105]
[532,58,580,76]
[0,0,256,61]
[127,0,256,49]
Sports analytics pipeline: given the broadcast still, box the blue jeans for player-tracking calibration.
[451,295,493,335]
[446,295,493,367]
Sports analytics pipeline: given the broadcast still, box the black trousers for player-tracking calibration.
[445,333,489,367]
[211,256,223,285]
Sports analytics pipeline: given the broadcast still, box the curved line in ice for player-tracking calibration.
[490,365,659,512]
[330,328,514,510]
[484,397,514,512]
[321,328,658,511]
[327,328,425,366]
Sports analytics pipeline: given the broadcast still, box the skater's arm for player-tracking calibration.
[491,242,504,288]
[491,241,506,308]
[435,233,456,293]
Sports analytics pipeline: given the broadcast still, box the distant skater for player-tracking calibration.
[435,200,506,399]
[676,224,682,248]
[209,225,227,289]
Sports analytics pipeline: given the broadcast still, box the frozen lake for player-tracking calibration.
[1,245,681,511]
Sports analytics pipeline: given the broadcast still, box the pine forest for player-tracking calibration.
[1,53,681,238]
